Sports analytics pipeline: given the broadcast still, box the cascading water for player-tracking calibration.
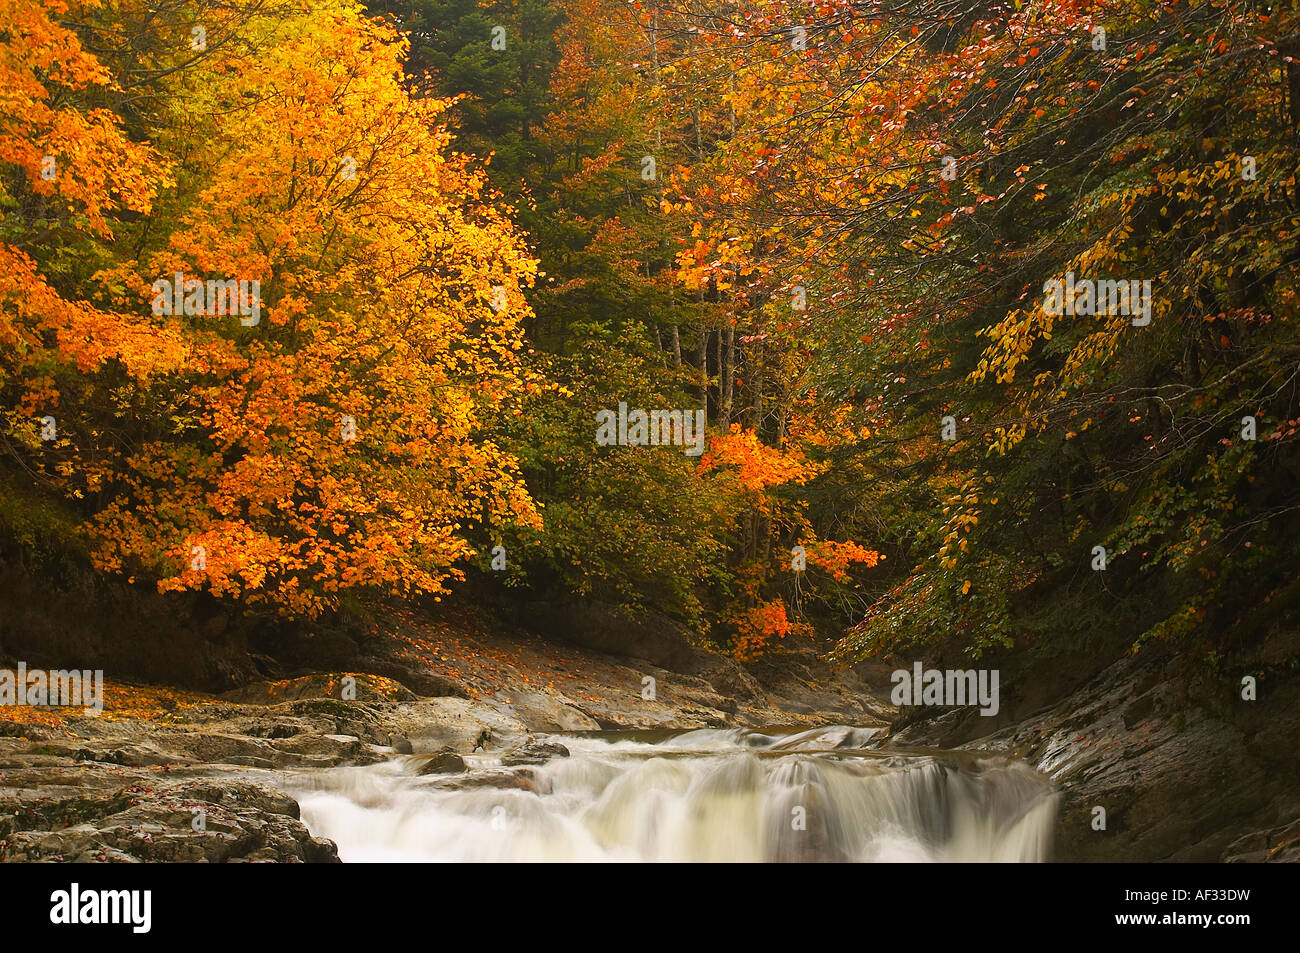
[288,726,1059,862]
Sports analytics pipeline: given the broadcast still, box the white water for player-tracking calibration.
[289,726,1059,862]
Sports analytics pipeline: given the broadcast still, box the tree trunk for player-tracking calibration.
[720,324,734,425]
[698,324,709,408]
[714,329,723,413]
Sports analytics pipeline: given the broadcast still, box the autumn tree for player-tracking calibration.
[2,0,542,617]
[653,0,1300,663]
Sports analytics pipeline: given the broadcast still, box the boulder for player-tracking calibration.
[500,740,570,767]
[417,747,467,775]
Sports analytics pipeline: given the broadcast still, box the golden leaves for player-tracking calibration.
[2,0,543,617]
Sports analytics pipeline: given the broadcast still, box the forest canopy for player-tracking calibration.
[3,0,1298,667]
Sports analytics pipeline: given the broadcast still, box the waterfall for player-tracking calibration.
[289,727,1059,862]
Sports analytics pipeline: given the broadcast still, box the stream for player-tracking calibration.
[287,726,1060,862]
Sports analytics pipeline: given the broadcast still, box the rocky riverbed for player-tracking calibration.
[2,613,1296,862]
[0,689,527,862]
[0,621,892,862]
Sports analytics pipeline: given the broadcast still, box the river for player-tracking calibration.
[287,725,1059,861]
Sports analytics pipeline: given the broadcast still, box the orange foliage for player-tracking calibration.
[730,599,810,661]
[806,540,883,582]
[0,680,208,732]
[0,0,180,426]
[2,1,542,616]
[698,424,823,493]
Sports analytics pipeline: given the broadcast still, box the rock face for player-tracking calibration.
[1223,819,1300,863]
[365,601,892,732]
[889,646,1300,862]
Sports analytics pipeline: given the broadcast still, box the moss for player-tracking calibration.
[0,481,85,555]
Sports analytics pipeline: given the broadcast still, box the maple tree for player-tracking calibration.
[0,0,176,456]
[2,0,541,617]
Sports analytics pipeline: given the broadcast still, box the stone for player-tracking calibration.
[417,746,466,775]
[500,741,570,766]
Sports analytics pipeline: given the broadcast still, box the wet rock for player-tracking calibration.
[737,648,892,724]
[267,732,384,768]
[417,747,467,775]
[501,740,570,766]
[1121,694,1155,730]
[386,697,528,753]
[356,657,470,699]
[0,722,63,742]
[421,767,551,795]
[238,719,312,740]
[0,778,338,863]
[72,743,175,767]
[1223,818,1300,862]
[500,691,599,731]
[279,699,391,744]
[0,685,534,862]
[701,659,768,706]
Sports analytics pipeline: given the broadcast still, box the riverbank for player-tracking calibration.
[0,606,892,862]
[891,643,1300,863]
[2,605,1297,862]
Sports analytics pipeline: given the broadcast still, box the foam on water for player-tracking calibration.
[288,726,1059,862]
